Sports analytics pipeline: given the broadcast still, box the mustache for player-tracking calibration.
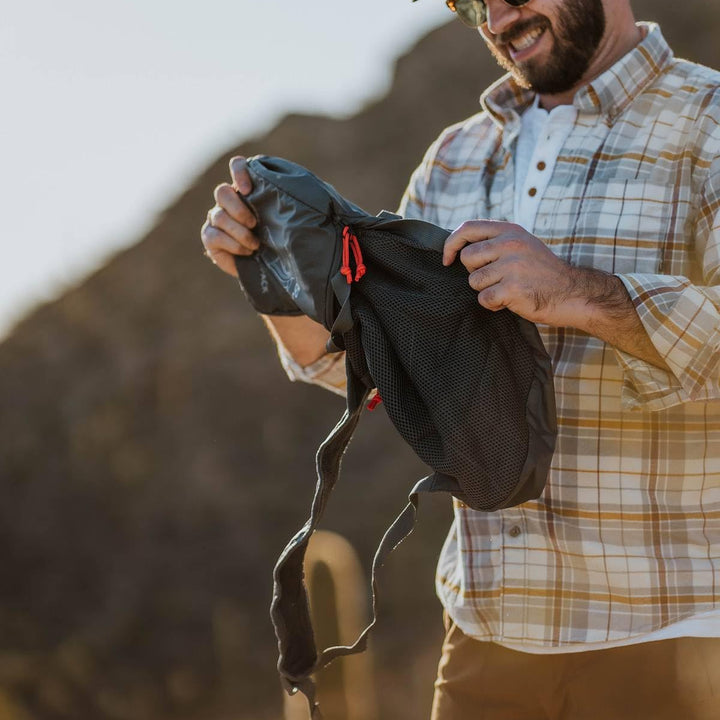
[495,18,549,46]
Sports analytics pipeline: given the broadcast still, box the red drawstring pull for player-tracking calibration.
[341,226,366,284]
[341,227,353,284]
[350,234,366,281]
[367,393,383,411]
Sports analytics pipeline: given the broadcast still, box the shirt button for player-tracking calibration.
[508,525,522,538]
[537,161,547,171]
[528,187,537,197]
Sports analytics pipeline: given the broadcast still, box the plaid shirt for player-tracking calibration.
[285,23,720,648]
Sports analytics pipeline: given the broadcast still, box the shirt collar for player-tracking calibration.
[480,21,674,137]
[574,23,673,123]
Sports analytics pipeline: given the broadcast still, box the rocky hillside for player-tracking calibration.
[1,5,718,719]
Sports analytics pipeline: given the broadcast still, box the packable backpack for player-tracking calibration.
[234,155,557,717]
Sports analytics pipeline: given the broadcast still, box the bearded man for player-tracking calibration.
[201,1,720,717]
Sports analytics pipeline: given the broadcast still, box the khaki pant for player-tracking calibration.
[431,617,720,720]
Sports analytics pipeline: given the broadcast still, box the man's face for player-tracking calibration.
[480,0,606,95]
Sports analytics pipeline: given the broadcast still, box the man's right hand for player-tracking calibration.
[201,156,260,277]
[201,154,332,366]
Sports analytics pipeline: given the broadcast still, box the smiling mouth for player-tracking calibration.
[508,26,546,56]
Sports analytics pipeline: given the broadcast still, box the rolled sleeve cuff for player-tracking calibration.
[613,273,720,411]
[278,345,348,397]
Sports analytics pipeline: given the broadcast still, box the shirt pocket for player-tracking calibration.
[557,166,684,276]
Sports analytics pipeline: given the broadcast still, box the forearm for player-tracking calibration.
[263,314,347,396]
[558,267,669,370]
[262,314,331,368]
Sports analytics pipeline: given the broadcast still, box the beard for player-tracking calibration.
[484,0,606,95]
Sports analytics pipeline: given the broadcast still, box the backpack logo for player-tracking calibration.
[255,255,270,295]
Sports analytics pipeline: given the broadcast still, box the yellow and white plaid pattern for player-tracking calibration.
[284,23,720,648]
[398,23,720,647]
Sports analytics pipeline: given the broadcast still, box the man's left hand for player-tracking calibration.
[443,220,585,327]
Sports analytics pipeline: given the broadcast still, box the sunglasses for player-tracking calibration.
[445,0,533,27]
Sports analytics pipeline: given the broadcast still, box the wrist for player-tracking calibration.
[565,268,633,334]
[544,267,630,332]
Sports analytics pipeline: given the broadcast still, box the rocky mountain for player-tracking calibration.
[1,4,718,719]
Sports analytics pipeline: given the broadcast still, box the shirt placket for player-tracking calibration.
[517,106,577,235]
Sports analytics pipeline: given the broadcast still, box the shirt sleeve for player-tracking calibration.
[276,342,348,397]
[397,132,444,220]
[613,156,720,412]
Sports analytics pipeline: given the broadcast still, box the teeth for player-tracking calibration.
[511,27,544,52]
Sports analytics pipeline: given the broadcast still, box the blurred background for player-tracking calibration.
[1,1,718,719]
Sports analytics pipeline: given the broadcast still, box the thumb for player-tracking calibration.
[229,156,252,195]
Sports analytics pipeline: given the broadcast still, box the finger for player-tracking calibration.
[208,207,260,252]
[204,247,239,278]
[443,220,512,267]
[476,283,508,312]
[468,262,502,293]
[229,156,252,195]
[201,222,256,258]
[459,237,501,273]
[214,184,257,229]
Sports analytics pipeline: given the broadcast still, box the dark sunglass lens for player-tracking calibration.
[504,0,532,6]
[454,0,487,27]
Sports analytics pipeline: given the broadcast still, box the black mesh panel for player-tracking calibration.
[343,228,537,511]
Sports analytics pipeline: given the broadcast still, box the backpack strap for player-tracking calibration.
[311,473,447,667]
[326,273,353,352]
[271,384,369,718]
[273,390,451,717]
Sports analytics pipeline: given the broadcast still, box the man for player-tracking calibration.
[201,0,720,717]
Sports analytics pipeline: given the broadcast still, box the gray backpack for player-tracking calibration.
[234,156,557,717]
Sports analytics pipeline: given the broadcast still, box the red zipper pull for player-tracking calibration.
[367,393,383,411]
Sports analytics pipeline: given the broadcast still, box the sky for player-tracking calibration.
[1,0,450,340]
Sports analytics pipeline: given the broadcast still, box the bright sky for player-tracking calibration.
[1,0,449,339]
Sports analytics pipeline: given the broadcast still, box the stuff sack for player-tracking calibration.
[234,155,557,717]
